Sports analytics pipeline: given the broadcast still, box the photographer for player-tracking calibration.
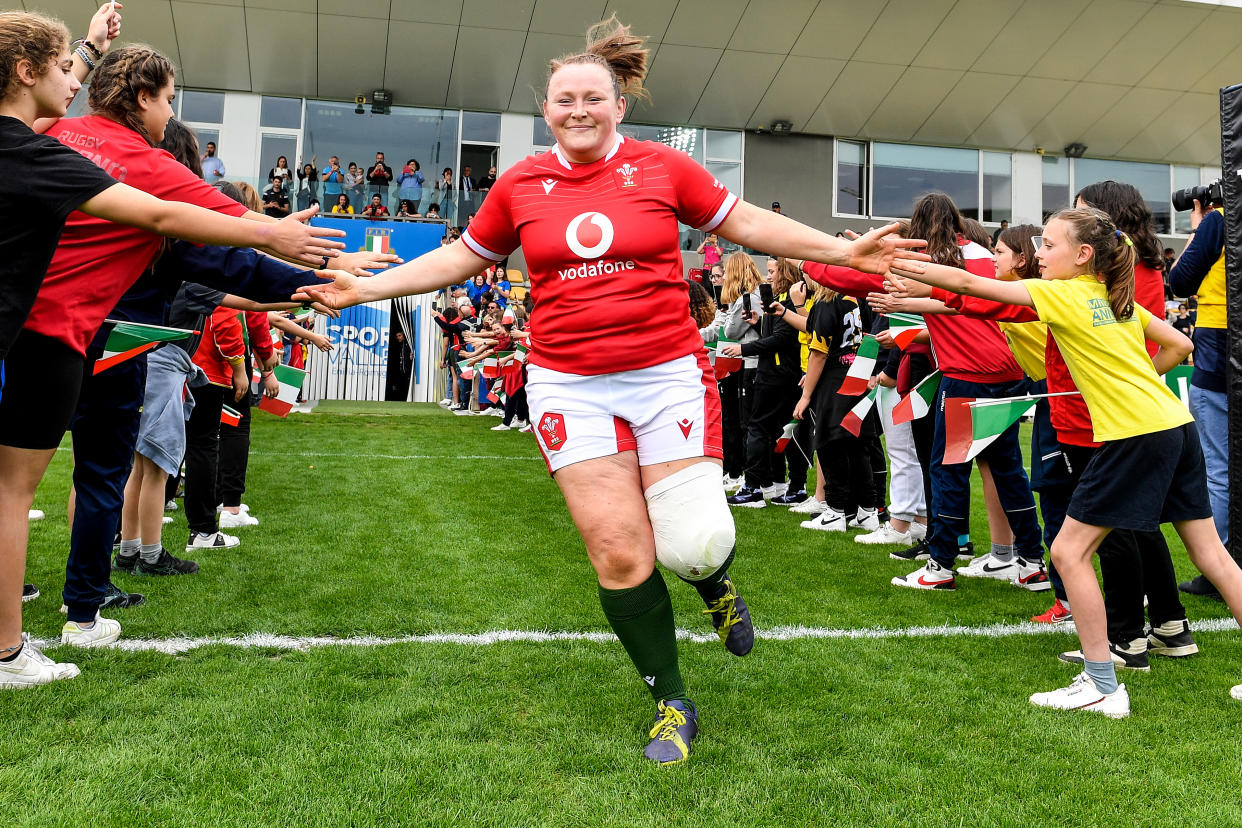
[1170,192,1233,597]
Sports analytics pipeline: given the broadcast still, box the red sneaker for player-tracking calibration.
[1031,598,1072,625]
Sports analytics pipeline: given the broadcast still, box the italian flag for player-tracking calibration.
[1164,364,1193,407]
[840,386,879,437]
[458,360,475,380]
[481,357,501,378]
[220,405,242,427]
[713,339,743,380]
[892,371,941,424]
[838,335,879,396]
[486,377,506,404]
[775,419,798,453]
[886,313,927,349]
[94,320,195,374]
[365,233,390,254]
[501,306,515,324]
[943,392,1079,464]
[257,363,307,418]
[512,343,530,363]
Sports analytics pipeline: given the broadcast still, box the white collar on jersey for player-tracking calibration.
[551,134,625,171]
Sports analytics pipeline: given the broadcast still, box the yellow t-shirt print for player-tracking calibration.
[1025,275,1192,442]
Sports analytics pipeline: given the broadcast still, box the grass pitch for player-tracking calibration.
[5,402,1239,827]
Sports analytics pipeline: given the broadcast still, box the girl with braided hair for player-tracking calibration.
[888,206,1242,716]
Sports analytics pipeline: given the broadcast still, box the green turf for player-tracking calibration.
[6,403,1238,826]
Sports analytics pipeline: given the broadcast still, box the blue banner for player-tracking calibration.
[309,216,445,260]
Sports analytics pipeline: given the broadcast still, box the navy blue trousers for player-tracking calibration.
[63,355,146,623]
[928,376,1042,569]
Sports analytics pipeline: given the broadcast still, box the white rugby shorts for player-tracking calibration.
[525,352,723,474]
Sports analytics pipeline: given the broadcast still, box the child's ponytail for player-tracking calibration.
[88,44,175,145]
[1051,207,1136,321]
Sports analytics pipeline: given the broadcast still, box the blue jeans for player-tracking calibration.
[1189,385,1228,545]
[928,376,1043,569]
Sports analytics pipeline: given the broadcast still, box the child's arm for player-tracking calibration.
[887,261,1034,308]
[1144,315,1194,375]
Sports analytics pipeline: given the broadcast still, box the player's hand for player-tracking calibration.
[333,249,403,276]
[308,333,333,352]
[884,272,933,298]
[309,302,339,319]
[867,291,906,314]
[267,205,346,265]
[263,372,280,398]
[718,342,743,358]
[294,270,363,311]
[846,222,930,275]
[87,2,122,52]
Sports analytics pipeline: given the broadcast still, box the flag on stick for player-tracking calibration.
[943,392,1079,464]
[457,360,475,381]
[94,320,195,374]
[838,335,880,396]
[713,339,743,380]
[513,342,530,363]
[886,313,927,349]
[840,386,879,437]
[1163,365,1193,407]
[775,419,798,453]
[481,357,501,379]
[892,371,942,424]
[486,377,505,404]
[220,405,242,427]
[257,364,306,417]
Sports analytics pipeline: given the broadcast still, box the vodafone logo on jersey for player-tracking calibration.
[558,211,637,281]
[565,212,614,259]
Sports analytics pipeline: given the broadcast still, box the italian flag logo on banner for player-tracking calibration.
[94,320,196,374]
[838,335,880,396]
[1164,365,1193,407]
[257,364,307,418]
[892,370,941,424]
[220,405,242,427]
[943,392,1079,464]
[713,339,743,380]
[364,228,391,254]
[840,386,879,437]
[775,419,798,453]
[886,313,927,349]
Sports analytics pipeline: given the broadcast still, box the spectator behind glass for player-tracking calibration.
[344,161,365,207]
[397,158,424,207]
[367,151,393,199]
[396,199,419,218]
[696,232,723,269]
[261,177,290,218]
[479,166,497,191]
[295,158,318,212]
[321,155,344,200]
[268,155,293,186]
[331,193,353,214]
[427,203,442,221]
[361,193,389,219]
[201,141,225,181]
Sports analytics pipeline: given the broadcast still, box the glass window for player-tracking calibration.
[836,140,867,216]
[705,129,742,161]
[982,152,1012,224]
[260,96,302,129]
[706,160,741,197]
[189,127,219,160]
[1172,165,1200,234]
[1074,158,1173,233]
[462,112,501,143]
[180,90,225,124]
[532,116,555,148]
[618,124,701,161]
[259,134,299,180]
[1041,156,1069,222]
[873,143,978,219]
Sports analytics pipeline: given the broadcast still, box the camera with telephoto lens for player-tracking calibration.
[1171,179,1224,212]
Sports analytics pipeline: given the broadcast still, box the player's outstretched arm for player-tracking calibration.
[888,260,1033,308]
[294,239,489,310]
[714,201,928,274]
[79,184,346,266]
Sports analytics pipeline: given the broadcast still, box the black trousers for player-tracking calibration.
[502,386,529,425]
[820,439,876,512]
[63,355,146,623]
[216,385,252,509]
[864,429,888,512]
[718,367,755,478]
[743,377,800,489]
[185,383,226,536]
[1100,530,1188,643]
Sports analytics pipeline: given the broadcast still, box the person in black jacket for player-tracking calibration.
[724,289,801,507]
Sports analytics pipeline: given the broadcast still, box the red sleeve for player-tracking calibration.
[800,261,883,300]
[245,311,274,361]
[146,148,248,217]
[211,308,246,360]
[658,144,738,231]
[461,163,521,261]
[931,287,1039,322]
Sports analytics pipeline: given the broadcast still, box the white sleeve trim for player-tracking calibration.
[697,192,738,233]
[461,230,505,262]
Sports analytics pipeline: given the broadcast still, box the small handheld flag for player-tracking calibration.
[457,360,476,381]
[892,371,941,425]
[220,405,242,427]
[481,357,500,379]
[943,392,1079,464]
[838,335,880,396]
[775,419,798,453]
[840,386,879,437]
[713,339,743,380]
[886,313,927,350]
[95,320,195,374]
[257,364,307,418]
[512,342,530,363]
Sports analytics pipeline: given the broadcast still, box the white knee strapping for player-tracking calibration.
[643,462,736,581]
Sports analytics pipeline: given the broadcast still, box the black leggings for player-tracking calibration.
[819,439,876,513]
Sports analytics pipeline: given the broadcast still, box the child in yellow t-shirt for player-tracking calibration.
[888,206,1242,717]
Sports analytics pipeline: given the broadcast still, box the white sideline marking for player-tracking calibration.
[33,618,1240,656]
[253,451,540,461]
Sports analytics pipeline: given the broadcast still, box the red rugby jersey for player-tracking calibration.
[24,116,247,355]
[461,136,737,375]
